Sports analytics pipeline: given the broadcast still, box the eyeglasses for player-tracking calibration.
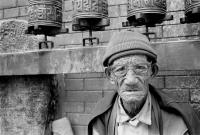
[109,63,151,78]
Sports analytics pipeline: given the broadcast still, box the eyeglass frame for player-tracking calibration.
[107,62,152,79]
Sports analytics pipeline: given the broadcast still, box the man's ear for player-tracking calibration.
[105,67,115,84]
[151,64,159,77]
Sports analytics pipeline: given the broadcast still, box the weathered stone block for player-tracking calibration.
[0,76,52,135]
[108,5,119,17]
[190,103,200,118]
[84,78,116,91]
[108,0,127,6]
[85,102,96,113]
[120,4,127,17]
[65,79,84,90]
[0,10,3,19]
[65,73,104,79]
[52,32,82,46]
[0,0,17,9]
[103,90,115,97]
[17,0,28,6]
[19,6,28,17]
[64,0,73,11]
[63,11,73,23]
[4,8,19,18]
[167,0,185,11]
[64,102,84,113]
[163,23,200,38]
[191,89,200,103]
[165,76,200,89]
[0,19,41,53]
[149,77,165,89]
[65,91,103,102]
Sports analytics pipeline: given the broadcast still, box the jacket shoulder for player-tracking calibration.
[162,109,188,135]
[88,92,117,135]
[150,85,200,135]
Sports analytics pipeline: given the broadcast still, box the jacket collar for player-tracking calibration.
[89,84,170,121]
[88,84,200,135]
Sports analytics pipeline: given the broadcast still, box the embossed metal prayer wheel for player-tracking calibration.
[72,0,109,31]
[27,0,62,36]
[72,0,110,46]
[127,0,167,26]
[181,0,200,23]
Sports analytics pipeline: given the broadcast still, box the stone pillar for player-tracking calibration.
[0,75,55,135]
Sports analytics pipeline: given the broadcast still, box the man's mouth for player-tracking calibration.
[123,86,140,92]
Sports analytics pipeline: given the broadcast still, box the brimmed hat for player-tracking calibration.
[103,30,157,67]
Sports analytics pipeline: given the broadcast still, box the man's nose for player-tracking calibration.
[124,70,138,85]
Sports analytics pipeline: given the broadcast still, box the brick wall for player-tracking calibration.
[55,71,200,135]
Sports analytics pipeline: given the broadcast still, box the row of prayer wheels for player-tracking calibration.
[27,0,200,46]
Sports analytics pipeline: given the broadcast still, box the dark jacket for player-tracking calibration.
[88,85,200,135]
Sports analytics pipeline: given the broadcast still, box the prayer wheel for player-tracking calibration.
[28,0,62,36]
[185,0,200,17]
[72,0,109,31]
[127,0,167,26]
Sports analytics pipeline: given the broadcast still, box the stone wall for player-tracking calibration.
[0,0,200,135]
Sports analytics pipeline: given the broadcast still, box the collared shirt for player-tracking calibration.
[92,91,189,135]
[116,92,152,135]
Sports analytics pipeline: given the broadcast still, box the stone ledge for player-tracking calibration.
[1,40,200,75]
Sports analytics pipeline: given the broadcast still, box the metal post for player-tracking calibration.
[89,29,93,46]
[145,25,150,40]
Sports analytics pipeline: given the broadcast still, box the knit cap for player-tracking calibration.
[103,30,157,67]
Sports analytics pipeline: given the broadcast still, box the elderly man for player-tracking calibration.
[88,30,200,135]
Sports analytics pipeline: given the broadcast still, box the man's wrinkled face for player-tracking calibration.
[109,55,152,104]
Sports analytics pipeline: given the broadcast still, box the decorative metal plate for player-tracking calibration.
[28,0,62,28]
[72,0,108,19]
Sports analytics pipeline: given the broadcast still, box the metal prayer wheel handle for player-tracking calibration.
[82,29,99,46]
[39,35,54,49]
[39,41,54,49]
[83,37,99,46]
[142,32,157,40]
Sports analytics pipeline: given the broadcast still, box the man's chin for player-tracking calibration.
[120,93,146,103]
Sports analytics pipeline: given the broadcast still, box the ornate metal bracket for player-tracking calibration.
[26,0,68,49]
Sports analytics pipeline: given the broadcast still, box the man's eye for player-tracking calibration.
[135,65,148,70]
[114,66,126,72]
